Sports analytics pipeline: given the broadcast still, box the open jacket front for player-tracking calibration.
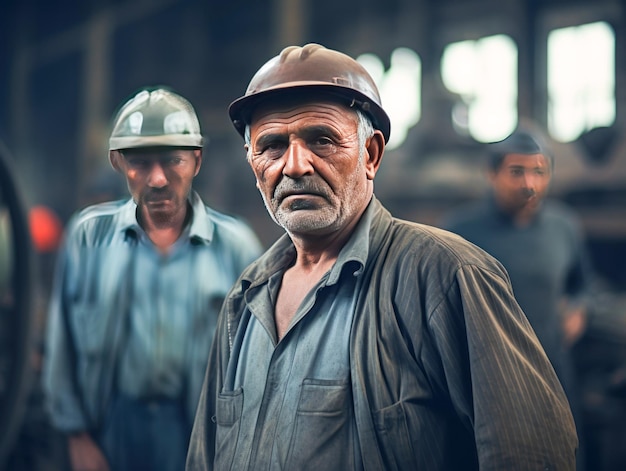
[187,197,577,471]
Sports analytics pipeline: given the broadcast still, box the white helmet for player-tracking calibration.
[109,87,203,150]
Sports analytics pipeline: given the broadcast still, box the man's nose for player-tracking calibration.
[522,172,539,193]
[148,163,168,188]
[283,140,314,178]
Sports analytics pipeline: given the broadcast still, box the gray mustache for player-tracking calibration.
[273,178,329,200]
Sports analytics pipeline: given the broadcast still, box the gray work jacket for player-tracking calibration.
[187,197,578,471]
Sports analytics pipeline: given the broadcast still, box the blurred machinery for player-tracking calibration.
[0,141,34,469]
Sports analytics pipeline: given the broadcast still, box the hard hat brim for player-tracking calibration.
[109,134,203,151]
[228,83,391,143]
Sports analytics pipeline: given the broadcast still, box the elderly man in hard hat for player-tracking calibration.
[186,44,578,470]
[43,87,262,471]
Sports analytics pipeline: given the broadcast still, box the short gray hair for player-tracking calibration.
[355,109,375,160]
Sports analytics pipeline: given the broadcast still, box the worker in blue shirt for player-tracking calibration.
[43,87,263,471]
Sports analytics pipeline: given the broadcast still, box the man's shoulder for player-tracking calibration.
[387,217,502,273]
[76,199,128,219]
[542,199,581,223]
[66,199,130,241]
[189,192,249,229]
[198,203,256,235]
[192,199,261,253]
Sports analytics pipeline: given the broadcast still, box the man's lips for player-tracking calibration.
[280,191,320,199]
[276,187,323,200]
[279,192,326,207]
[276,192,327,212]
[145,196,172,205]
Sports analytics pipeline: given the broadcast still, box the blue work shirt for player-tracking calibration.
[118,223,212,399]
[43,191,263,432]
[217,210,370,470]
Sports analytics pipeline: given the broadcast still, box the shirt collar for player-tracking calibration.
[117,190,214,244]
[243,197,375,290]
[325,197,374,284]
[187,190,214,244]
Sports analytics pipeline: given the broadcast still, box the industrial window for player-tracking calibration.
[547,21,615,142]
[441,34,518,143]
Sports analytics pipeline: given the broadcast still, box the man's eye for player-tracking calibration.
[313,136,333,146]
[304,133,333,148]
[258,142,286,158]
[309,136,336,156]
[128,159,148,167]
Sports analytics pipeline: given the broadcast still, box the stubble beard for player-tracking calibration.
[260,169,364,235]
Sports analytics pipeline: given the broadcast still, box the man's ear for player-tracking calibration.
[364,131,385,181]
[109,150,122,173]
[193,149,203,177]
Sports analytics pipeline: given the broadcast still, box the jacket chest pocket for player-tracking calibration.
[214,388,243,471]
[373,401,417,470]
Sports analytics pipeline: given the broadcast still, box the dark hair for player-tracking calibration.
[487,129,554,171]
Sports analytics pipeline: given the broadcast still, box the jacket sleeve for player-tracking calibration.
[186,290,233,471]
[42,224,90,432]
[185,355,216,470]
[430,263,578,470]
